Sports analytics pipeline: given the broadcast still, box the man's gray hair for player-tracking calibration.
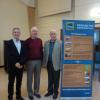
[50,29,57,35]
[12,27,20,32]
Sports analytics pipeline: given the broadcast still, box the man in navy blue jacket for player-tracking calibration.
[7,27,27,100]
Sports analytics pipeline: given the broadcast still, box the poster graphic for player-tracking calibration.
[60,20,94,99]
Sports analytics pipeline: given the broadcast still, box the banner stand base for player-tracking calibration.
[60,97,92,100]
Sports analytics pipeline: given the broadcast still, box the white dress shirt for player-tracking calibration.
[13,38,21,54]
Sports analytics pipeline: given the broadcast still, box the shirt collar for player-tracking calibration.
[13,38,20,43]
[31,36,38,40]
[50,39,56,43]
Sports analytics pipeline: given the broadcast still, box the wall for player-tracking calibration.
[36,0,74,42]
[37,0,71,17]
[21,0,35,7]
[75,0,100,23]
[36,13,74,42]
[36,0,100,44]
[0,0,29,66]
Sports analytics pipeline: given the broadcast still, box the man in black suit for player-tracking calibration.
[7,27,27,100]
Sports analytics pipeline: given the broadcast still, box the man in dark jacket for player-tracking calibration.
[7,27,27,100]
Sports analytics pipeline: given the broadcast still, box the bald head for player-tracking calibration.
[31,26,39,32]
[30,26,39,39]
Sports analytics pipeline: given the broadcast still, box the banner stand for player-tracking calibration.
[60,20,94,100]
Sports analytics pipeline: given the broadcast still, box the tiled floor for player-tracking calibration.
[0,68,100,100]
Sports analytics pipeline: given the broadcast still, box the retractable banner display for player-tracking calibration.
[60,20,94,99]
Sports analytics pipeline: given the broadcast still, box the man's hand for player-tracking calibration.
[20,65,23,69]
[15,62,23,69]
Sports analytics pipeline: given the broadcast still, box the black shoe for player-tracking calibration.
[8,97,13,100]
[44,92,53,97]
[34,93,41,98]
[16,96,24,100]
[29,96,34,100]
[53,94,58,99]
[8,96,13,100]
[8,98,13,100]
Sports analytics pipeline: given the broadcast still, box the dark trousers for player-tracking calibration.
[8,67,23,99]
[47,61,60,95]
